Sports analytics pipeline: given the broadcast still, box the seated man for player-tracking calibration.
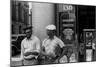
[20,26,41,65]
[38,25,65,64]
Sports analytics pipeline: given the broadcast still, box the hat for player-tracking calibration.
[46,24,56,30]
[24,25,32,31]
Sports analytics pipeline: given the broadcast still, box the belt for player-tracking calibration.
[24,56,36,60]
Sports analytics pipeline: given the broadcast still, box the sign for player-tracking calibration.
[63,5,73,11]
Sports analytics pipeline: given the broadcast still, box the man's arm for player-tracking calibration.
[56,38,65,62]
[57,38,65,48]
[41,39,48,56]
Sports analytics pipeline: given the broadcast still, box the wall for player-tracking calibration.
[32,2,55,41]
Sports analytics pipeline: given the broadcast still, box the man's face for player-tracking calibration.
[25,29,32,39]
[47,30,54,37]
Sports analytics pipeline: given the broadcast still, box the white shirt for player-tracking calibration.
[42,36,65,57]
[20,35,40,59]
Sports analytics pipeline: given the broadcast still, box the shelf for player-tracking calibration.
[63,24,74,27]
[62,19,75,22]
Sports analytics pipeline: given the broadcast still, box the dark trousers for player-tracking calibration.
[37,55,58,65]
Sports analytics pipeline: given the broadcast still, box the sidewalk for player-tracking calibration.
[11,54,23,66]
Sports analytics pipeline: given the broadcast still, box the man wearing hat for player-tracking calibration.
[20,26,41,65]
[40,24,65,64]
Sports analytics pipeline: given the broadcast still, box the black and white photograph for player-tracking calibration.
[10,0,96,66]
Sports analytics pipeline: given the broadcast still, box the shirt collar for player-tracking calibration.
[26,35,34,40]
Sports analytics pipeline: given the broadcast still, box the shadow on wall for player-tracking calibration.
[32,2,55,41]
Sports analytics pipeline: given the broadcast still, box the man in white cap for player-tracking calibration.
[40,24,65,64]
[20,26,41,65]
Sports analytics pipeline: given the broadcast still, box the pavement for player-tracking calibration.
[11,55,23,66]
[11,54,77,66]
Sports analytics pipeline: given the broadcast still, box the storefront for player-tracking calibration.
[56,4,78,62]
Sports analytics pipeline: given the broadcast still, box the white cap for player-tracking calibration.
[46,24,56,30]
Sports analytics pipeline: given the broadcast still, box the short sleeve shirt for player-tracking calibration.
[42,36,65,56]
